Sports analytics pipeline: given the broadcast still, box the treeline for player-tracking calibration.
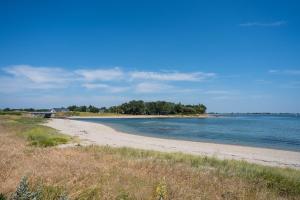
[68,100,206,115]
[0,108,49,112]
[67,105,105,113]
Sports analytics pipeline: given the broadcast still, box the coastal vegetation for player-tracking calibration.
[68,100,207,115]
[1,114,300,199]
[2,115,71,147]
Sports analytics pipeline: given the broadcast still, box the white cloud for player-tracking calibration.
[1,65,74,91]
[239,20,286,27]
[82,83,129,93]
[130,71,216,81]
[0,94,130,108]
[1,65,218,96]
[135,82,173,93]
[75,68,124,81]
[4,65,72,84]
[268,69,279,73]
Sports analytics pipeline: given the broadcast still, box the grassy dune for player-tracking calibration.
[0,115,300,199]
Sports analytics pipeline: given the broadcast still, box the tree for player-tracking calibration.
[88,105,99,113]
[68,105,78,111]
[121,100,145,115]
[182,106,197,114]
[174,103,183,114]
[78,106,87,112]
[194,104,206,114]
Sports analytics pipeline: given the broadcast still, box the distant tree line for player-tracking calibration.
[1,108,49,112]
[67,100,207,115]
[67,105,105,113]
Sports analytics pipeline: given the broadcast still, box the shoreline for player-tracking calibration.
[46,118,300,169]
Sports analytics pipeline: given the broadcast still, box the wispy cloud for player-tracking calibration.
[4,65,73,84]
[1,65,74,91]
[239,20,286,27]
[268,69,279,73]
[82,83,129,93]
[130,71,216,81]
[1,65,217,96]
[75,68,124,81]
[135,82,173,93]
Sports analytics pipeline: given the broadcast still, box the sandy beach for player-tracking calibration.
[46,118,300,169]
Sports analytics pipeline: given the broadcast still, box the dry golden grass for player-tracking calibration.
[0,115,299,200]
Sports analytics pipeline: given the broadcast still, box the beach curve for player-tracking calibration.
[45,118,300,169]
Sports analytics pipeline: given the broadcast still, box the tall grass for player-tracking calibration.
[1,115,300,199]
[86,146,300,196]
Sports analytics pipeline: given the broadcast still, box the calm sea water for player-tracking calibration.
[75,114,300,152]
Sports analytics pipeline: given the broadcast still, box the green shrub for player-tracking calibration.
[11,176,40,200]
[11,177,69,200]
[0,193,7,200]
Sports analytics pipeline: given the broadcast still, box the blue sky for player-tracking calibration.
[0,0,300,112]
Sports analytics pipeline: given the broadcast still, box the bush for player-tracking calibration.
[11,176,40,200]
[11,177,69,200]
[0,193,7,200]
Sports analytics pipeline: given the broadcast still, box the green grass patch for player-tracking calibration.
[38,185,68,200]
[23,126,70,147]
[85,145,300,197]
[0,111,22,115]
[1,115,71,147]
[14,116,46,125]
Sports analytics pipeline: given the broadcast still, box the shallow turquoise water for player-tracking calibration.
[75,114,300,152]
